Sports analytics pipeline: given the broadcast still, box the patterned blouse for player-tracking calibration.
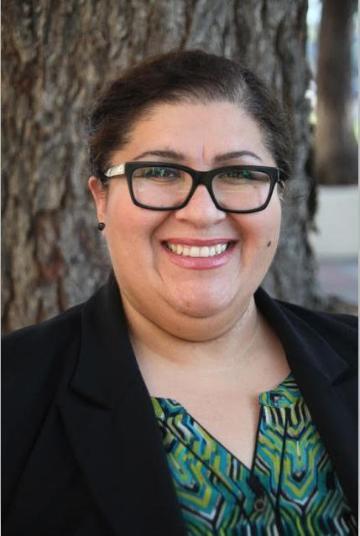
[151,374,357,535]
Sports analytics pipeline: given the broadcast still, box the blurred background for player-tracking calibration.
[2,0,358,332]
[306,0,358,312]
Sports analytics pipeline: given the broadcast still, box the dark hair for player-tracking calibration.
[88,50,293,180]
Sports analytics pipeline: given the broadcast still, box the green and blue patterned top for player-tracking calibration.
[151,373,356,535]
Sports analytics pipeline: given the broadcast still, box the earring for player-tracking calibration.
[97,222,106,231]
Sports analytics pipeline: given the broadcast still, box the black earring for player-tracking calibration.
[97,222,106,231]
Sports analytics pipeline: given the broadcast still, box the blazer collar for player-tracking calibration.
[254,287,350,385]
[69,273,139,408]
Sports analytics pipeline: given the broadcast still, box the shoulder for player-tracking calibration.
[256,288,358,369]
[3,304,83,378]
[276,298,357,330]
[276,297,357,334]
[276,298,357,366]
[3,304,85,426]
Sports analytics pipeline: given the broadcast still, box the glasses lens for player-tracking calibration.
[131,166,192,208]
[212,169,271,211]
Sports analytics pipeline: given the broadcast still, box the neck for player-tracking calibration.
[122,292,261,375]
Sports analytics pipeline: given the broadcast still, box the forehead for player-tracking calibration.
[116,100,274,165]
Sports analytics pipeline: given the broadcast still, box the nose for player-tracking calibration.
[174,184,226,226]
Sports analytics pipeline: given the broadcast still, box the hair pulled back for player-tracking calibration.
[88,50,292,180]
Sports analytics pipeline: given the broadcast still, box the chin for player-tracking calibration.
[170,289,237,319]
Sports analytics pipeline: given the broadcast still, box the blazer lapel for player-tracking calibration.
[255,288,357,514]
[58,276,186,536]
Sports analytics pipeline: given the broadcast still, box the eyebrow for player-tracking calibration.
[132,149,263,163]
[133,150,185,161]
[213,151,263,163]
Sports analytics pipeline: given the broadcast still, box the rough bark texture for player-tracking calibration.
[2,0,319,332]
[315,0,357,185]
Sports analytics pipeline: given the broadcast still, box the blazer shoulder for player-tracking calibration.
[276,298,357,331]
[3,303,83,373]
[3,303,84,437]
[275,299,358,367]
[3,303,85,421]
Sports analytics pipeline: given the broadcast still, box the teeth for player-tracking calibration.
[167,242,229,257]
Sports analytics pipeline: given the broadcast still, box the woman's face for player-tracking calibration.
[89,101,282,339]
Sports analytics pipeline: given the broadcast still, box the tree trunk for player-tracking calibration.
[2,0,316,333]
[315,0,357,185]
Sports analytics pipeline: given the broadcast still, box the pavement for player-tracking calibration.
[317,256,358,305]
[310,185,358,310]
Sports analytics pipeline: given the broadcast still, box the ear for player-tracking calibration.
[88,176,107,223]
[277,180,286,202]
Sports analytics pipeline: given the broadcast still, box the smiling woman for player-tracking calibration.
[89,100,283,332]
[3,51,357,535]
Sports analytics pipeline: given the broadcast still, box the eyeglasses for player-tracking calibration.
[103,161,286,213]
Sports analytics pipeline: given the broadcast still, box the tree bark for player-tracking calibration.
[315,0,357,185]
[2,0,316,332]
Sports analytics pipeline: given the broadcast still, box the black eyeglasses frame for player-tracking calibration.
[102,161,286,214]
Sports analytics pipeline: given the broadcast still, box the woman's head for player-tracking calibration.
[88,51,289,340]
[88,50,292,182]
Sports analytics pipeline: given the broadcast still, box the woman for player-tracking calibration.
[3,51,357,535]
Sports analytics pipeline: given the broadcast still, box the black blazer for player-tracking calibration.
[3,275,358,536]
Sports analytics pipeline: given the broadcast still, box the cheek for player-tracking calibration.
[251,216,280,241]
[105,193,166,257]
[238,204,281,257]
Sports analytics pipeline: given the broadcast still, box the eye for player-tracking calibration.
[135,166,182,180]
[216,169,269,183]
[216,169,253,181]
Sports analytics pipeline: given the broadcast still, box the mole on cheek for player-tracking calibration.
[266,241,272,248]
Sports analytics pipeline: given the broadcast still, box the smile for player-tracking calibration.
[165,242,231,257]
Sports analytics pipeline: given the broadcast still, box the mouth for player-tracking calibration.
[163,240,236,258]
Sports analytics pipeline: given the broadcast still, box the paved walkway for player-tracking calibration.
[317,257,358,305]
